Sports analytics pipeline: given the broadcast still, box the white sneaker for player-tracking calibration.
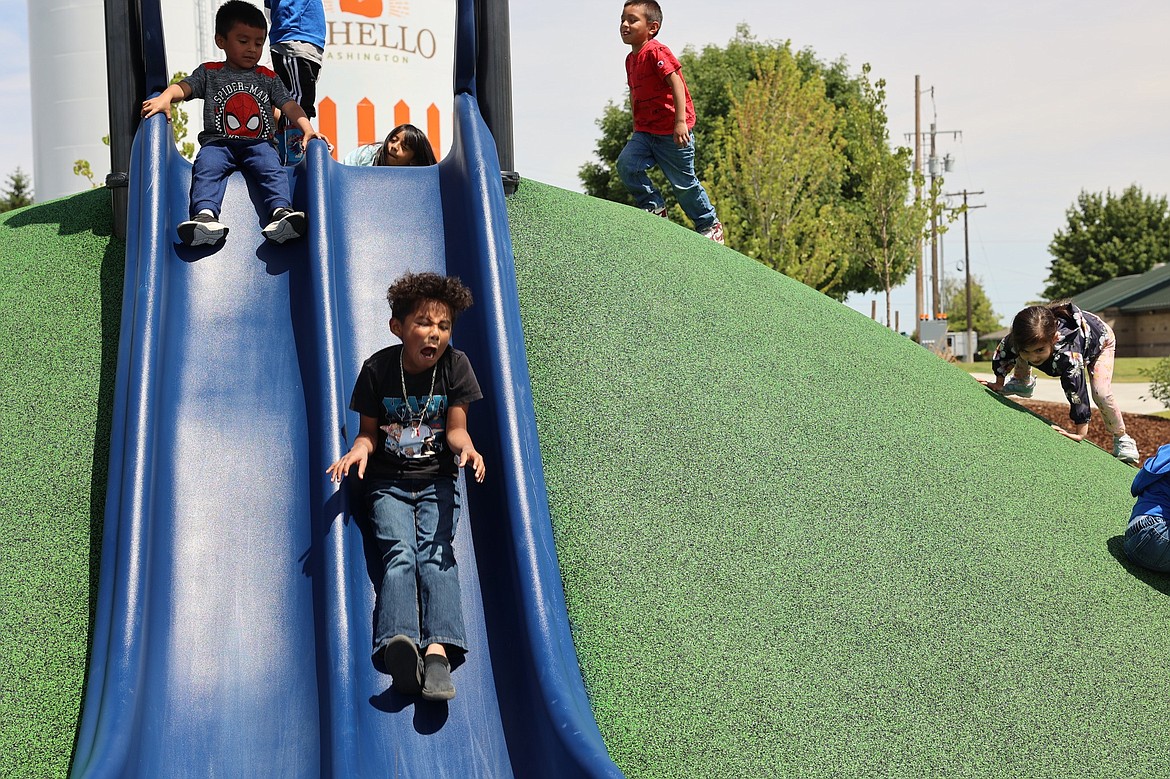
[177,210,228,245]
[643,205,667,218]
[1114,434,1139,464]
[262,207,306,244]
[1001,376,1036,398]
[701,221,725,245]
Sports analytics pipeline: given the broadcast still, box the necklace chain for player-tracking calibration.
[400,349,437,429]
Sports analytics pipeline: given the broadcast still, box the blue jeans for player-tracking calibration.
[616,131,718,232]
[1124,514,1170,572]
[189,140,289,219]
[368,477,467,654]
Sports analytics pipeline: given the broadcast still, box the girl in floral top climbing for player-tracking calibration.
[982,301,1138,464]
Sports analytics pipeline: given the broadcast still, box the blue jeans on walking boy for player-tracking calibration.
[617,131,718,232]
[368,477,467,659]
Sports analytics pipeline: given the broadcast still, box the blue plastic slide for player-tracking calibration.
[69,17,622,778]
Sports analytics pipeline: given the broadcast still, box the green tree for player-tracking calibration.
[679,25,775,193]
[941,275,1000,335]
[578,99,637,206]
[708,47,848,294]
[1142,357,1170,410]
[167,71,197,161]
[837,67,928,321]
[1044,185,1170,299]
[0,167,33,212]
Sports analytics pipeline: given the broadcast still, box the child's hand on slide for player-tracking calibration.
[1051,425,1083,442]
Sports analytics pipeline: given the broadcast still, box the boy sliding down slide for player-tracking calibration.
[141,0,321,246]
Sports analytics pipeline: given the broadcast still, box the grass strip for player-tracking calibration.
[0,190,123,779]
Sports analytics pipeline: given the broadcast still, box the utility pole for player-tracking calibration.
[944,189,986,362]
[913,76,923,326]
[926,123,960,318]
[906,88,961,321]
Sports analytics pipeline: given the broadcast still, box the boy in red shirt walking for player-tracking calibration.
[617,0,723,244]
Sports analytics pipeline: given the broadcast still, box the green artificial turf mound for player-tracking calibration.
[0,189,123,779]
[5,183,1170,778]
[506,181,1170,778]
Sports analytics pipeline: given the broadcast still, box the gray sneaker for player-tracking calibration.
[262,207,306,244]
[421,653,456,701]
[177,211,228,246]
[1001,376,1036,397]
[1114,434,1139,464]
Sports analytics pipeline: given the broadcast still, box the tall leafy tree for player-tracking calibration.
[1044,185,1170,299]
[679,25,774,192]
[708,47,848,294]
[942,275,1000,335]
[837,67,926,320]
[578,100,637,206]
[0,167,33,212]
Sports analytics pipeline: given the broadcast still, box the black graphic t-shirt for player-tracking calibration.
[349,345,482,479]
[183,62,292,146]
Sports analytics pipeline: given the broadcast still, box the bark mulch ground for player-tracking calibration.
[1016,399,1170,463]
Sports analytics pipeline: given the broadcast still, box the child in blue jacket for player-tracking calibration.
[1126,444,1170,572]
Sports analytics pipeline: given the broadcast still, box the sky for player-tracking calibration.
[4,0,1170,330]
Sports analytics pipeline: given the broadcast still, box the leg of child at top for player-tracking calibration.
[1089,349,1124,437]
[1089,339,1139,462]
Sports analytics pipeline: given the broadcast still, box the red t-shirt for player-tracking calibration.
[625,38,695,135]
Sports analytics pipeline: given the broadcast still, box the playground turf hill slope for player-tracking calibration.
[0,189,122,779]
[507,182,1170,779]
[3,185,1169,779]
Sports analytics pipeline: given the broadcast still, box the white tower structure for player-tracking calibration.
[27,0,111,202]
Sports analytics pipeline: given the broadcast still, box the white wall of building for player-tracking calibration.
[27,0,110,202]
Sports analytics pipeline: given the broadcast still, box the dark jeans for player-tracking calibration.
[1125,514,1170,572]
[189,140,288,219]
[617,130,718,232]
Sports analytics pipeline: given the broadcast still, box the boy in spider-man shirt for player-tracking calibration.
[141,0,321,246]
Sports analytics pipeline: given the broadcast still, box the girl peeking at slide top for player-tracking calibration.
[341,124,437,168]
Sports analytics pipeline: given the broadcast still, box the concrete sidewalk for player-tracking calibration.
[971,373,1164,415]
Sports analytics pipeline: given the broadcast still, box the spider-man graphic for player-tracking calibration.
[222,91,264,138]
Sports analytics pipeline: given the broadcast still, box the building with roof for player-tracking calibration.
[1073,263,1170,357]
